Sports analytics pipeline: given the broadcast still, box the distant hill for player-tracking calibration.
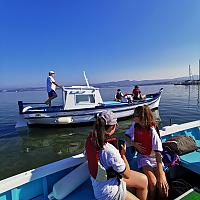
[1,75,199,92]
[93,75,199,88]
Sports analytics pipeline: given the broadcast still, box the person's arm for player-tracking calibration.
[151,127,169,198]
[155,152,169,198]
[120,144,131,179]
[52,81,63,88]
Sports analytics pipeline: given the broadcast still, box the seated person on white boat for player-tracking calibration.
[115,89,124,102]
[132,85,146,100]
[85,110,148,200]
[125,105,169,200]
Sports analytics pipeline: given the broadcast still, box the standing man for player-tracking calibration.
[45,71,63,107]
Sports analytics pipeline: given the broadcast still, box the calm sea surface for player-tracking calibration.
[0,85,199,180]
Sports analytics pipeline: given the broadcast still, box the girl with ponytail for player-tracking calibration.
[86,110,148,200]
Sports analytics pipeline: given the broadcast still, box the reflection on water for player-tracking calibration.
[0,85,199,180]
[0,109,161,180]
[0,126,90,180]
[187,85,200,111]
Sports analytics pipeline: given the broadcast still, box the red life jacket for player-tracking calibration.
[134,126,152,155]
[132,88,141,99]
[85,132,119,179]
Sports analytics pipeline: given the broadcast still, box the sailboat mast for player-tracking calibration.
[189,65,191,81]
[199,59,200,81]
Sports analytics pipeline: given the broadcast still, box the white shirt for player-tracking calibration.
[91,142,126,200]
[47,76,56,92]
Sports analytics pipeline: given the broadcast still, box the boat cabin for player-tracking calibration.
[62,86,103,110]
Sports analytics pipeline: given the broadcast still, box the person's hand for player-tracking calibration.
[120,143,126,156]
[157,172,169,199]
[133,142,146,154]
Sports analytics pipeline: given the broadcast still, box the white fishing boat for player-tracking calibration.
[1,120,200,200]
[16,74,163,128]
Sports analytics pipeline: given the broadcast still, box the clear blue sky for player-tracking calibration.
[0,0,200,88]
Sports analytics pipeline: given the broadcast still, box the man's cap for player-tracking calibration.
[100,110,118,125]
[135,85,139,88]
[49,70,55,74]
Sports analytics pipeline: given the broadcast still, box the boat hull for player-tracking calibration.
[16,89,163,128]
[19,98,160,127]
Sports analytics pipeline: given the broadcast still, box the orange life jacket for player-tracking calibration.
[85,132,120,180]
[134,125,152,155]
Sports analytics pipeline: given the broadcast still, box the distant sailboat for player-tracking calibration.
[174,60,200,85]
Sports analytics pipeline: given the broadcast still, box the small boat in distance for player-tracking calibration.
[16,73,163,128]
[1,120,200,200]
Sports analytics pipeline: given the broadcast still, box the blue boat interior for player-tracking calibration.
[161,127,200,176]
[1,125,199,200]
[0,164,95,200]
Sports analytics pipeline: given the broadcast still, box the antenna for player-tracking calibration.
[83,71,90,87]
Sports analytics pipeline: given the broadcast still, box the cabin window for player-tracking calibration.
[76,94,95,104]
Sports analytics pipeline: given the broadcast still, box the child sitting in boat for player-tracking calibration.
[125,105,169,200]
[85,110,148,200]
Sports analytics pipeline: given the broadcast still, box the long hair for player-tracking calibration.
[93,116,112,150]
[134,105,156,129]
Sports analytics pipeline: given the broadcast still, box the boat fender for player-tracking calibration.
[22,106,32,112]
[55,117,73,124]
[48,161,89,200]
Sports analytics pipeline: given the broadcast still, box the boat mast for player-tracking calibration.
[199,59,200,81]
[189,65,193,81]
[189,65,191,81]
[83,71,90,88]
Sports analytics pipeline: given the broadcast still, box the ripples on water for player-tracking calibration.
[0,85,199,180]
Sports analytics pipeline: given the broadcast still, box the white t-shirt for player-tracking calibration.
[91,142,126,200]
[47,76,56,92]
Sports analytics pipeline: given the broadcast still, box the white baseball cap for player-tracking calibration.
[49,70,55,74]
[100,110,118,125]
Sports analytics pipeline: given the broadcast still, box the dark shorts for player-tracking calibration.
[48,90,57,98]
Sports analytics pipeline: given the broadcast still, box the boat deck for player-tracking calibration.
[161,127,200,175]
[27,179,95,200]
[180,151,200,175]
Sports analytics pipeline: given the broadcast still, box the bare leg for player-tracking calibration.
[125,191,139,200]
[142,166,157,200]
[123,170,148,200]
[45,94,57,107]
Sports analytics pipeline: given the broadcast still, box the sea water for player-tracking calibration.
[0,84,199,180]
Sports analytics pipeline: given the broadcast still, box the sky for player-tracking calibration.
[0,0,200,88]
